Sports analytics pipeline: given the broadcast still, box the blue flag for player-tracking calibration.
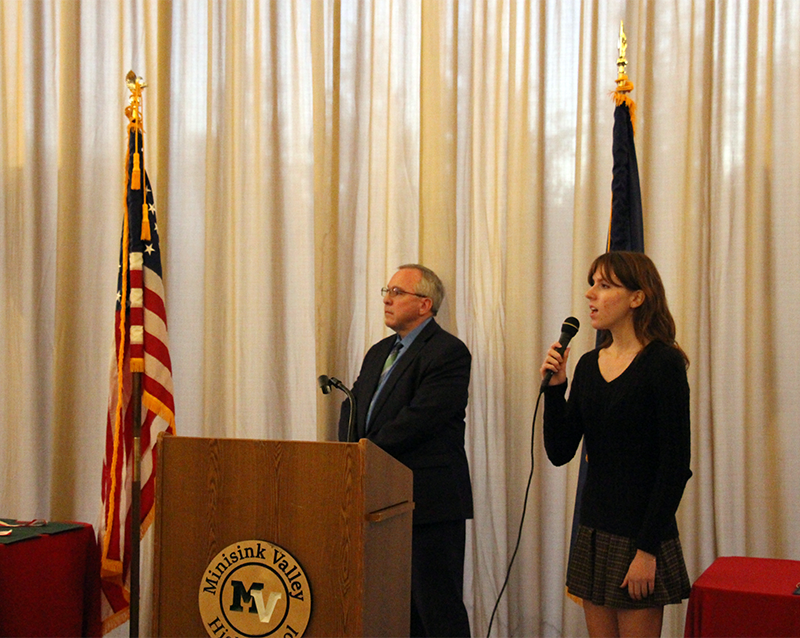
[608,96,644,253]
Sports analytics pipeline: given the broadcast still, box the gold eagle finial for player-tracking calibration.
[616,21,628,80]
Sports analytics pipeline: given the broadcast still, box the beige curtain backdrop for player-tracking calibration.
[2,1,799,636]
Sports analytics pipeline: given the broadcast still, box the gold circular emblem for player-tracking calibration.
[199,540,312,638]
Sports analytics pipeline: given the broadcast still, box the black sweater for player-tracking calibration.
[543,340,692,555]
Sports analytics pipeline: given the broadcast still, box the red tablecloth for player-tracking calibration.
[0,522,101,637]
[684,556,800,638]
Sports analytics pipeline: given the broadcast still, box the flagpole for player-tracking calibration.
[568,20,643,608]
[125,70,146,638]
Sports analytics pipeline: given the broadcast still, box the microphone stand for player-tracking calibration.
[318,375,357,442]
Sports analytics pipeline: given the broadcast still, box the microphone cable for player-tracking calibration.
[485,388,544,638]
[486,317,578,635]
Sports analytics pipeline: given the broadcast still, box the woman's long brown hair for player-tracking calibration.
[589,251,689,367]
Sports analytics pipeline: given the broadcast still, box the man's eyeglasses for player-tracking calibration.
[381,286,428,299]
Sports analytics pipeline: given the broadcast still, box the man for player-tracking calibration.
[339,264,473,637]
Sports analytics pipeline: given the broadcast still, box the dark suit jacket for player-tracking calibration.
[338,319,473,526]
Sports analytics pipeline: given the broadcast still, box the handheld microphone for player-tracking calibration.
[318,375,357,442]
[540,316,580,392]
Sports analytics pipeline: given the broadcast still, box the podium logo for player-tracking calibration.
[199,539,312,638]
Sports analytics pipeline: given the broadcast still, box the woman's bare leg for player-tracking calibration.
[583,602,664,638]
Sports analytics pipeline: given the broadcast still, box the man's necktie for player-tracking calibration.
[366,341,404,431]
[380,341,403,384]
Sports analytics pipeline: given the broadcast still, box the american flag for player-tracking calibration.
[98,117,175,634]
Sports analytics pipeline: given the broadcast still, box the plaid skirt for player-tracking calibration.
[566,525,691,609]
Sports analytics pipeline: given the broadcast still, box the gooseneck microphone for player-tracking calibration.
[317,375,357,442]
[539,316,580,392]
[317,375,333,394]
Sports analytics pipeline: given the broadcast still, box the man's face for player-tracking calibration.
[383,268,431,337]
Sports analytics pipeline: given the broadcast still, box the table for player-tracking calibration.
[684,556,800,638]
[0,520,101,637]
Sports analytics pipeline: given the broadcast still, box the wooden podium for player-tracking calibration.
[152,436,414,637]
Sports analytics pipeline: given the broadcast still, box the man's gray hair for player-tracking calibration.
[399,264,445,316]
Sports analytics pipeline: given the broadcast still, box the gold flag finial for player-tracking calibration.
[124,71,151,240]
[616,21,628,80]
[125,71,147,125]
[125,70,147,93]
[125,72,146,191]
[612,21,635,130]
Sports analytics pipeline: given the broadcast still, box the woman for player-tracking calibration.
[541,252,692,638]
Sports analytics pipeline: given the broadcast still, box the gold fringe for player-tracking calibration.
[101,142,132,579]
[141,202,151,241]
[131,152,141,190]
[134,114,150,241]
[567,588,584,606]
[101,606,130,636]
[143,390,176,431]
[611,75,636,134]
